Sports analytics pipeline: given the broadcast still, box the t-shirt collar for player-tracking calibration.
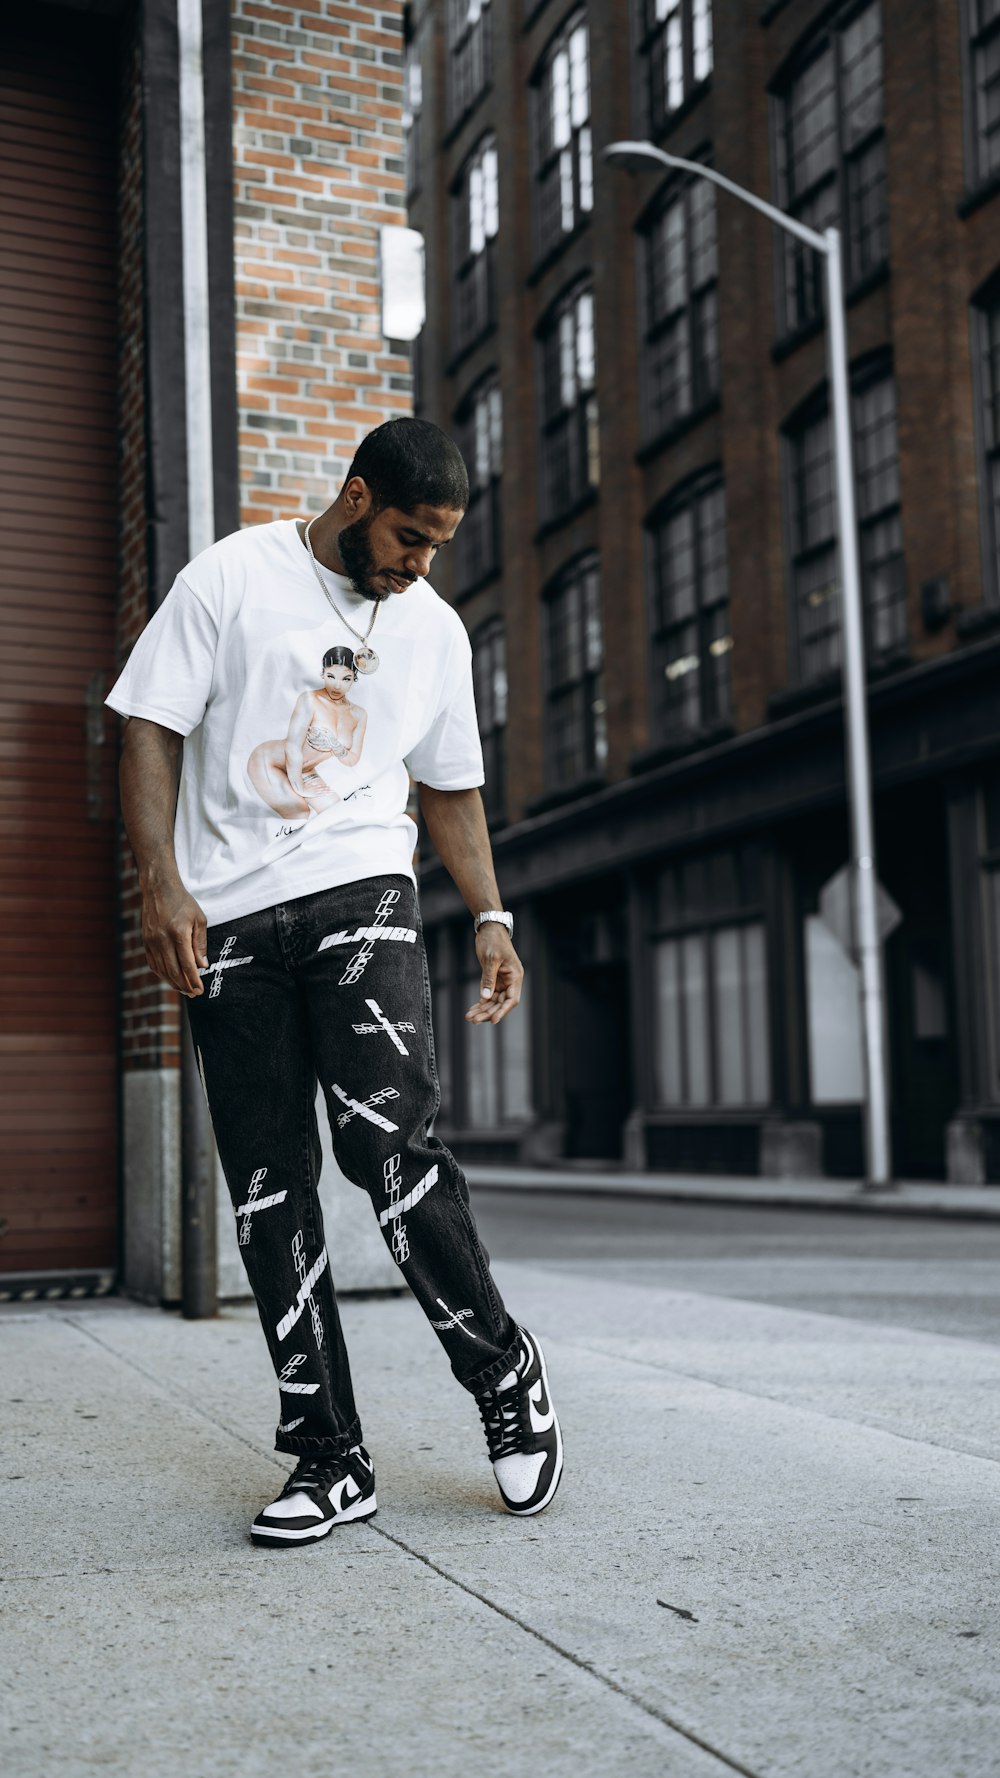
[285,517,373,614]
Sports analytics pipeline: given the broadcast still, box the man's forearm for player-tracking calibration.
[120,717,185,889]
[418,785,503,913]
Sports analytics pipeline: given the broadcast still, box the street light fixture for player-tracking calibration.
[604,140,893,1191]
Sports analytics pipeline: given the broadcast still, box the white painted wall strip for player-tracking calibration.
[178,0,215,556]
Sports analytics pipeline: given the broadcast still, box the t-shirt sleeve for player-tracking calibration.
[404,624,485,790]
[105,573,219,738]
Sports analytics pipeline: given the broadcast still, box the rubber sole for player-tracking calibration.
[250,1493,378,1547]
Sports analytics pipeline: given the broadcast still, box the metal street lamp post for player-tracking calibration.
[604,141,893,1190]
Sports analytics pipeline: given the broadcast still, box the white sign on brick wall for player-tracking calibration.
[379,224,426,342]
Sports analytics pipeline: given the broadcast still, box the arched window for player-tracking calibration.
[532,10,593,263]
[646,471,731,738]
[451,135,499,358]
[454,373,503,594]
[772,1,887,338]
[783,356,905,683]
[638,156,719,445]
[536,281,599,524]
[542,553,607,788]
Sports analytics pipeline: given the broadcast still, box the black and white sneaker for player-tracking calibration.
[251,1445,377,1547]
[476,1328,563,1516]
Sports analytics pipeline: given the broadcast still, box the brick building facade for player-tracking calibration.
[407,0,1000,1184]
[0,0,412,1296]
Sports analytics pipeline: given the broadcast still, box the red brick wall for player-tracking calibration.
[116,19,182,1075]
[231,0,412,524]
[114,3,412,1075]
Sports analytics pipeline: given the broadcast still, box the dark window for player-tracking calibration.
[973,282,1000,604]
[968,0,1000,186]
[640,159,719,443]
[648,473,731,737]
[636,0,713,138]
[403,28,423,199]
[785,362,906,683]
[451,135,498,358]
[650,847,770,1108]
[773,0,887,336]
[533,11,593,263]
[538,282,599,524]
[543,553,607,789]
[446,0,492,133]
[454,375,503,595]
[472,617,507,824]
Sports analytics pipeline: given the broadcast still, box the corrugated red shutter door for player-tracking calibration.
[0,18,119,1275]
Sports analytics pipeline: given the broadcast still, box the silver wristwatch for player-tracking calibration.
[474,909,513,937]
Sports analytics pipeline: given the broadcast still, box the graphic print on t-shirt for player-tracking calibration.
[247,640,370,862]
[104,521,486,926]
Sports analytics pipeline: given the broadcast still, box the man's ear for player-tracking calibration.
[342,475,372,518]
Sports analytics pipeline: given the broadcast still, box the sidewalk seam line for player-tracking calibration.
[370,1524,763,1778]
[536,1328,1000,1468]
[58,1312,290,1474]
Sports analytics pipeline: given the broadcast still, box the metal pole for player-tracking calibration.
[823,227,893,1188]
[178,0,219,1313]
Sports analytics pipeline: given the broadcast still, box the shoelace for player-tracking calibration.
[280,1454,352,1502]
[477,1376,531,1461]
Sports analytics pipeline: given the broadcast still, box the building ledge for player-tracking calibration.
[635,394,721,465]
[957,170,1000,220]
[533,486,598,545]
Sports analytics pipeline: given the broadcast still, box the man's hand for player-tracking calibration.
[141,876,209,997]
[465,924,524,1025]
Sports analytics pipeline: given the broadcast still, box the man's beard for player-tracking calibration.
[337,512,391,603]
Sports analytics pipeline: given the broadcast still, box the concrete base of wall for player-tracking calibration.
[760,1118,824,1180]
[517,1120,567,1165]
[946,1117,987,1186]
[122,1070,399,1306]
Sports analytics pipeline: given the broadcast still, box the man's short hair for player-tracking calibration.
[345,417,469,515]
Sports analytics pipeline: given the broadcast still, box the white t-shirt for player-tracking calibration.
[106,519,484,926]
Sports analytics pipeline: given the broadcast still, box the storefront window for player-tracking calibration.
[804,914,863,1103]
[651,848,770,1107]
[461,967,533,1126]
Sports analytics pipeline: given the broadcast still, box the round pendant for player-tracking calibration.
[354,645,379,676]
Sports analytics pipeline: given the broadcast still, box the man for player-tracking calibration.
[107,417,562,1547]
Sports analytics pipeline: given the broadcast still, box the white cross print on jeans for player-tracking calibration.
[199,934,253,998]
[350,998,416,1055]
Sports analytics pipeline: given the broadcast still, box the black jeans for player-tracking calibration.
[187,875,520,1459]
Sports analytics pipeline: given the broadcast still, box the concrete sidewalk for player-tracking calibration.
[465,1163,1000,1221]
[3,1259,999,1778]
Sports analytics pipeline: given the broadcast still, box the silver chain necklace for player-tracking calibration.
[302,515,380,675]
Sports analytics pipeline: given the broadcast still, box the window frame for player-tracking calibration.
[453,372,503,597]
[782,353,907,686]
[647,846,771,1111]
[445,0,493,136]
[637,153,720,448]
[535,278,600,528]
[770,0,888,341]
[450,134,499,362]
[541,550,608,791]
[472,615,508,826]
[531,8,594,268]
[645,468,732,741]
[634,0,714,140]
[964,0,1000,191]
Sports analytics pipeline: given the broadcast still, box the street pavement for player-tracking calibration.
[3,1194,999,1778]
